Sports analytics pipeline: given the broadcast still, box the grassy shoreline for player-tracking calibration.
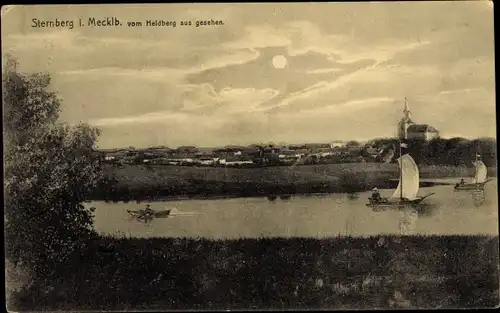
[8,235,499,310]
[90,163,497,202]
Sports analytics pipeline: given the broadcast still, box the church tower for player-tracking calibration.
[397,98,415,139]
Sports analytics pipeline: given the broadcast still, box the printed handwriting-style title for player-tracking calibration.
[31,17,225,29]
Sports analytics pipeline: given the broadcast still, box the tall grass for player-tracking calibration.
[8,235,499,311]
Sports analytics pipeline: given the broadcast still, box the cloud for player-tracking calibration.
[224,25,291,50]
[260,97,396,126]
[334,40,432,64]
[87,84,280,126]
[213,87,280,113]
[438,88,483,96]
[4,30,260,75]
[227,20,433,65]
[283,21,432,65]
[193,48,261,73]
[173,85,280,114]
[410,85,495,139]
[5,30,84,50]
[259,40,431,113]
[58,67,187,82]
[306,68,343,74]
[299,97,395,116]
[55,48,260,82]
[88,111,187,126]
[93,113,231,148]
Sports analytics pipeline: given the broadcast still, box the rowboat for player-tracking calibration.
[127,209,171,219]
[366,149,434,210]
[454,155,492,191]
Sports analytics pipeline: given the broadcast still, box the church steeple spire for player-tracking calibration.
[403,97,412,121]
[397,97,415,140]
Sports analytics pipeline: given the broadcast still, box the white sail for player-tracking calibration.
[472,160,487,184]
[389,154,420,201]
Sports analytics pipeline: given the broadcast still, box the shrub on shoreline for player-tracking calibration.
[3,56,102,297]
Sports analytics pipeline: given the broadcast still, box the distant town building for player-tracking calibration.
[397,98,439,141]
[176,146,198,153]
[330,141,346,149]
[198,157,217,166]
[195,147,214,156]
[365,147,379,155]
[406,124,440,141]
[218,156,254,166]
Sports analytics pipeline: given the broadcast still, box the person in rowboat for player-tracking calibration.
[139,204,155,219]
[371,187,383,203]
[455,179,466,190]
[144,204,155,214]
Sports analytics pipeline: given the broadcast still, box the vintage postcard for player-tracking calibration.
[3,2,498,311]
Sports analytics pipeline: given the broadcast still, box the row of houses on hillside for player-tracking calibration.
[96,140,369,167]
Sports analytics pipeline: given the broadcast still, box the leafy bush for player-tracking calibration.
[3,58,102,282]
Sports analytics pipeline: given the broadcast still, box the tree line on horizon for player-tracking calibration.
[101,137,495,154]
[365,137,497,167]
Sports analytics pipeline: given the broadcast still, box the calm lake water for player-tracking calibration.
[90,178,498,239]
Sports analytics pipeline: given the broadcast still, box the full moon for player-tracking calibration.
[272,55,288,69]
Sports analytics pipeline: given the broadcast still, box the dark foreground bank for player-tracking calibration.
[8,235,499,310]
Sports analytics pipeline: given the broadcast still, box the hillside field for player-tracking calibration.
[92,163,497,201]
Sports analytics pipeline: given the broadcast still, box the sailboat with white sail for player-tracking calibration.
[454,154,492,191]
[366,142,435,209]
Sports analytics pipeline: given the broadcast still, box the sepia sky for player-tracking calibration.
[2,2,496,148]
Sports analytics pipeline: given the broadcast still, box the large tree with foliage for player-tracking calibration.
[4,57,103,280]
[405,137,497,167]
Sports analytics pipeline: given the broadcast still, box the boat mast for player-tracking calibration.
[475,141,479,163]
[474,141,479,183]
[399,138,403,200]
[399,97,407,201]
